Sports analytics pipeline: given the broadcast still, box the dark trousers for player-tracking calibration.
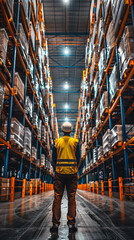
[52,172,77,225]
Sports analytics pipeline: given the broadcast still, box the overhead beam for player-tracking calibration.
[46,32,89,36]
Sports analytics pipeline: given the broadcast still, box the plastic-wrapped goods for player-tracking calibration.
[96,0,101,22]
[90,44,98,85]
[31,146,37,161]
[45,158,50,170]
[29,21,36,50]
[39,92,43,109]
[98,48,107,84]
[93,148,97,164]
[98,18,104,52]
[90,0,95,26]
[91,100,94,111]
[92,21,97,45]
[4,118,24,148]
[81,143,86,158]
[24,127,31,156]
[103,129,111,155]
[18,23,28,55]
[33,112,38,129]
[109,64,119,103]
[41,154,45,167]
[103,0,111,20]
[94,72,99,99]
[106,21,115,60]
[14,73,24,102]
[111,124,134,147]
[98,146,103,160]
[22,0,29,20]
[6,0,14,16]
[38,120,42,140]
[34,77,39,98]
[92,127,97,138]
[0,29,9,64]
[88,127,92,144]
[96,104,100,128]
[25,96,33,119]
[32,0,37,17]
[88,41,93,66]
[0,82,5,117]
[42,125,47,143]
[118,26,134,77]
[100,91,108,118]
[27,56,33,80]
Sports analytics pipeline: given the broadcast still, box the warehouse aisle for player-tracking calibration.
[0,191,134,240]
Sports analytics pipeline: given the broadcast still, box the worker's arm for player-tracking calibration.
[52,143,57,171]
[76,141,81,165]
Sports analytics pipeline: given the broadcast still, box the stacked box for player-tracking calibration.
[0,178,10,201]
[33,112,38,129]
[106,21,115,60]
[14,73,24,102]
[31,146,37,161]
[24,128,31,156]
[103,129,111,155]
[81,143,86,158]
[94,72,99,99]
[18,23,28,55]
[98,146,103,160]
[93,148,97,164]
[90,44,98,85]
[92,126,97,137]
[88,127,92,143]
[109,64,119,103]
[98,48,107,84]
[0,29,9,64]
[34,77,39,98]
[103,0,111,20]
[118,26,134,77]
[25,96,33,119]
[45,158,50,170]
[6,0,14,16]
[22,0,29,20]
[38,120,42,140]
[41,154,45,167]
[100,91,108,118]
[42,125,47,143]
[0,82,5,117]
[27,56,34,80]
[111,124,134,147]
[29,21,36,50]
[32,0,37,17]
[96,104,100,128]
[98,18,104,52]
[4,118,24,148]
[96,0,101,22]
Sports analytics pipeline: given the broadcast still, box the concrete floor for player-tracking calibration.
[0,190,134,240]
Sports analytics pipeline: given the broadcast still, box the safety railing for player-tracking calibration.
[78,177,134,201]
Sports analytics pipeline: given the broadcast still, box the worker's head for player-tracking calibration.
[61,122,73,135]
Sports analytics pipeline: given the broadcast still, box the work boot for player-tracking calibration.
[50,224,59,233]
[68,224,77,233]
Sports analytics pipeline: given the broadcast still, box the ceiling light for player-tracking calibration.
[63,0,70,4]
[65,117,68,122]
[64,82,69,90]
[64,47,69,55]
[65,103,69,109]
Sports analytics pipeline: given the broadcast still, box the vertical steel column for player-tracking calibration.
[116,45,129,179]
[103,162,106,181]
[34,167,37,179]
[4,0,20,177]
[28,163,31,181]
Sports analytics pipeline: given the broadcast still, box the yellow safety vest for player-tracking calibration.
[55,136,79,174]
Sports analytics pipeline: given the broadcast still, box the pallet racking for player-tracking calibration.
[0,0,58,198]
[75,0,134,199]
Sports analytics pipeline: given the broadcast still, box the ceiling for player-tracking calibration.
[43,0,90,136]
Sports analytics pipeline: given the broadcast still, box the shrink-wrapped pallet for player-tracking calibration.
[88,41,93,66]
[21,0,29,20]
[96,104,100,128]
[92,126,97,138]
[103,129,111,155]
[25,96,33,119]
[34,77,39,98]
[33,112,38,129]
[98,146,103,160]
[42,125,47,143]
[14,73,24,102]
[90,0,96,26]
[118,26,134,77]
[4,118,24,148]
[111,124,134,147]
[18,23,28,55]
[109,64,119,103]
[98,48,107,84]
[92,21,97,45]
[24,127,31,156]
[41,154,45,167]
[100,91,108,118]
[94,72,99,99]
[106,21,115,60]
[38,120,42,140]
[29,21,36,50]
[32,0,37,17]
[31,146,37,161]
[0,82,5,117]
[0,29,9,64]
[96,0,101,22]
[45,158,50,170]
[27,56,34,80]
[6,0,14,16]
[93,148,97,164]
[98,18,104,52]
[103,0,111,20]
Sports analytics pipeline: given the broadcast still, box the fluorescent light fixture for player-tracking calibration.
[63,0,70,4]
[65,103,69,109]
[64,47,69,55]
[65,117,68,122]
[64,82,69,90]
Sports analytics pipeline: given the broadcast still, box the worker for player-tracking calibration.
[50,122,81,234]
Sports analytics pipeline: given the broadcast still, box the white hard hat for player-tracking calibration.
[61,122,73,133]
